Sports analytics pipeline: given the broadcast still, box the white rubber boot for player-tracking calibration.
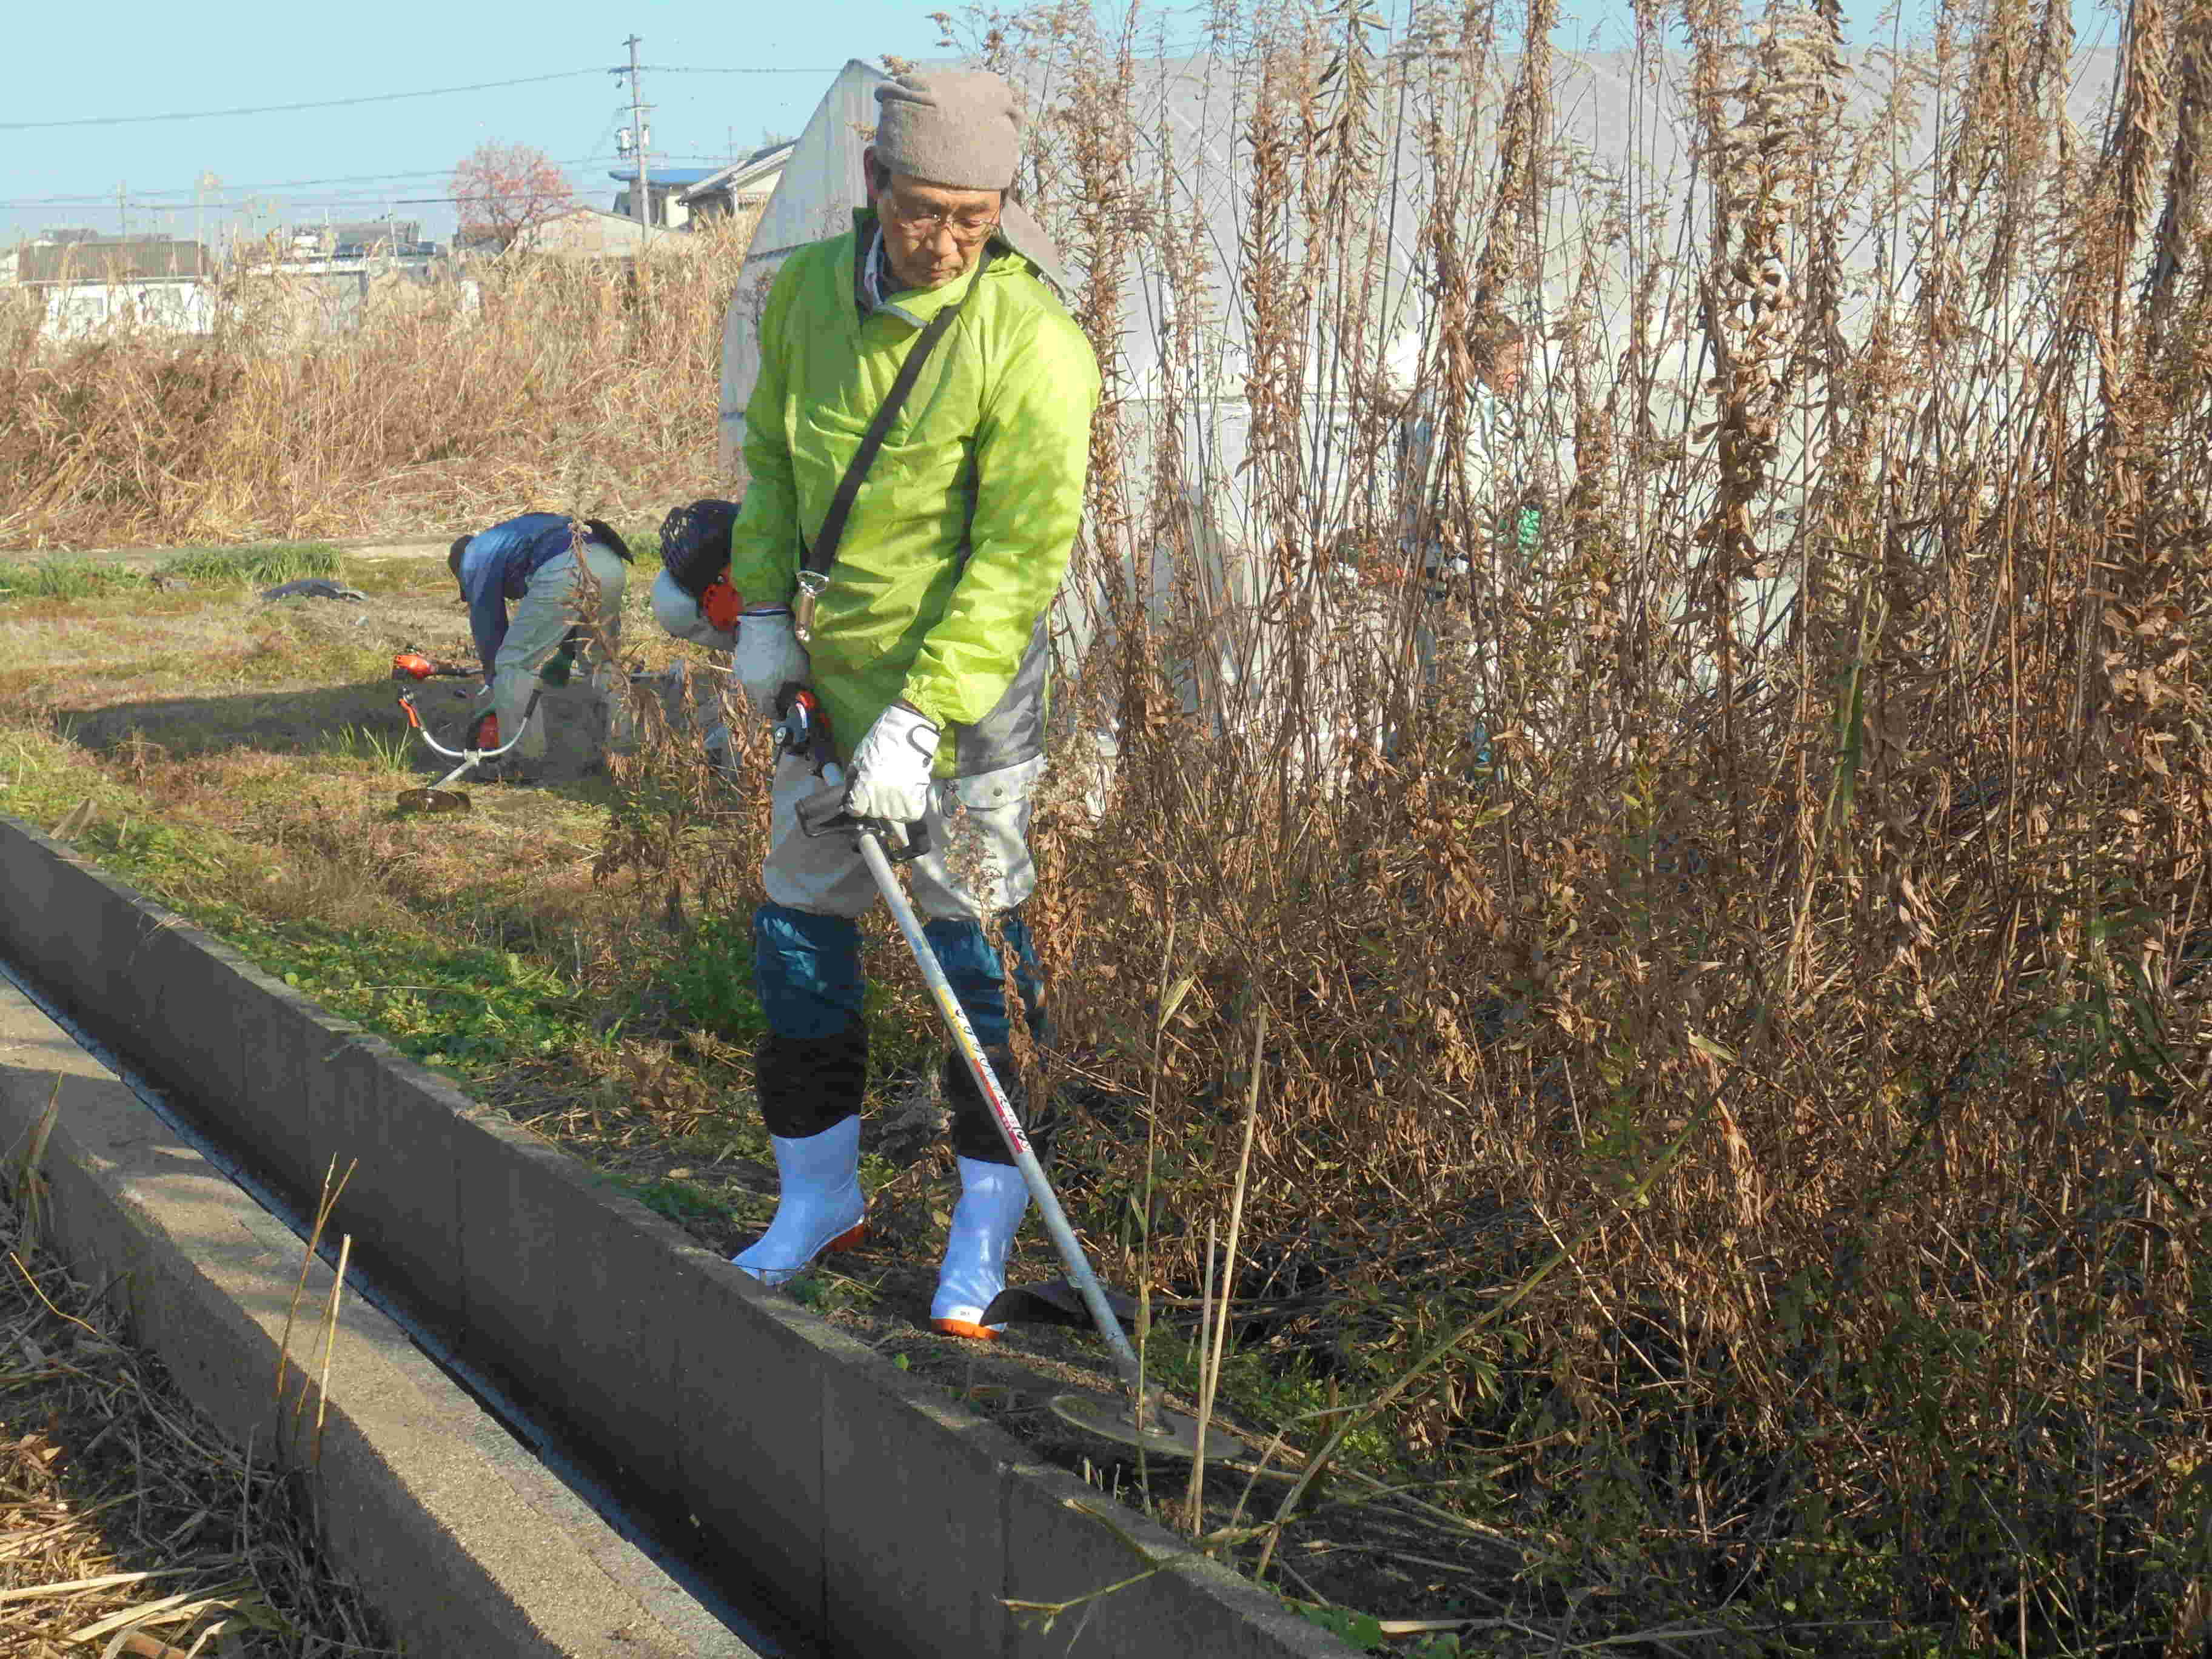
[930,1156,1030,1341]
[732,1116,866,1286]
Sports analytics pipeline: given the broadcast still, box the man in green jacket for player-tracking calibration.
[719,67,1102,1341]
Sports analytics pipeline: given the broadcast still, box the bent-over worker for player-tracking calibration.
[447,513,633,769]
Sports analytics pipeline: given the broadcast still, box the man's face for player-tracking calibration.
[871,166,1002,293]
[1480,339,1527,398]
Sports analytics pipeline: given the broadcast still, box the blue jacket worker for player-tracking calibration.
[447,513,632,765]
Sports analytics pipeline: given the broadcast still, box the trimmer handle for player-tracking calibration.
[774,683,930,860]
[398,689,542,761]
[774,683,838,776]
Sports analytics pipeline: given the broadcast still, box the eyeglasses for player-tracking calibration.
[880,194,999,245]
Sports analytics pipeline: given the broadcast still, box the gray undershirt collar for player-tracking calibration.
[861,228,888,310]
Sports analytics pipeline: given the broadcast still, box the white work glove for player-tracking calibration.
[843,702,940,830]
[731,607,809,719]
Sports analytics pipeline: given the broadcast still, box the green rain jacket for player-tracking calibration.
[727,210,1102,776]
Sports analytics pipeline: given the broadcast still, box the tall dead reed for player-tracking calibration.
[0,216,757,551]
[988,1,2211,1647]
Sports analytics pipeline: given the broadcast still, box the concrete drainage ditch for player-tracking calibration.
[0,813,1350,1659]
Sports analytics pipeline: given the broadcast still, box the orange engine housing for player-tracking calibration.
[700,573,742,631]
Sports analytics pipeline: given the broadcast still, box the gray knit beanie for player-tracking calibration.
[873,69,1023,191]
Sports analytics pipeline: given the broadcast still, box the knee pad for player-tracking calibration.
[756,1022,870,1139]
[943,1047,1056,1168]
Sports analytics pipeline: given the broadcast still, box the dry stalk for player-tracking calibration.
[1186,1004,1266,1535]
[272,1156,354,1435]
[0,1181,394,1654]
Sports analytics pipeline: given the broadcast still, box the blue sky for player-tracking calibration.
[3,1,960,243]
[5,0,2116,246]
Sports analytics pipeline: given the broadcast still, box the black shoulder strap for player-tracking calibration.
[802,278,974,580]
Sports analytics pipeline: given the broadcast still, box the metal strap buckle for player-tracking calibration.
[792,570,830,642]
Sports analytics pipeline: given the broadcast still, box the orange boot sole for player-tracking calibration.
[930,1316,1001,1342]
[826,1221,870,1253]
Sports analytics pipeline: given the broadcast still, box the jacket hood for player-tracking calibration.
[993,200,1070,292]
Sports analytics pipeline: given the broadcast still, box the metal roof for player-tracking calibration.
[18,240,212,284]
[605,166,720,187]
[674,141,798,204]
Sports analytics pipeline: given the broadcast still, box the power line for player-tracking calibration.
[2,148,756,212]
[0,70,605,132]
[639,64,851,73]
[15,170,488,206]
[0,155,753,216]
[1,64,854,132]
[7,153,647,208]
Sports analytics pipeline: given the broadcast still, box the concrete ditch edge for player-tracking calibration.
[0,813,1353,1659]
[0,971,759,1658]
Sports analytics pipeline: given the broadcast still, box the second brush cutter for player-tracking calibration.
[394,688,541,812]
[390,652,478,681]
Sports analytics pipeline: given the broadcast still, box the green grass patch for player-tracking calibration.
[316,725,416,773]
[657,934,772,1044]
[0,722,607,1082]
[1,728,181,851]
[0,543,345,606]
[155,542,343,587]
[0,555,144,602]
[606,1174,743,1229]
[215,911,611,1076]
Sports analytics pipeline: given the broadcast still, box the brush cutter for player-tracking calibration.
[394,688,541,813]
[390,652,478,681]
[776,685,1252,1462]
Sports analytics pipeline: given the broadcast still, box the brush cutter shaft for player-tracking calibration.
[775,682,1144,1391]
[846,803,1145,1389]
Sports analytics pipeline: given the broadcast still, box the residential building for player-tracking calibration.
[606,167,720,229]
[677,141,796,223]
[11,236,216,340]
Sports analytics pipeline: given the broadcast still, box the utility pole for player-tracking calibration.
[622,35,652,241]
[116,181,127,237]
[193,172,220,266]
